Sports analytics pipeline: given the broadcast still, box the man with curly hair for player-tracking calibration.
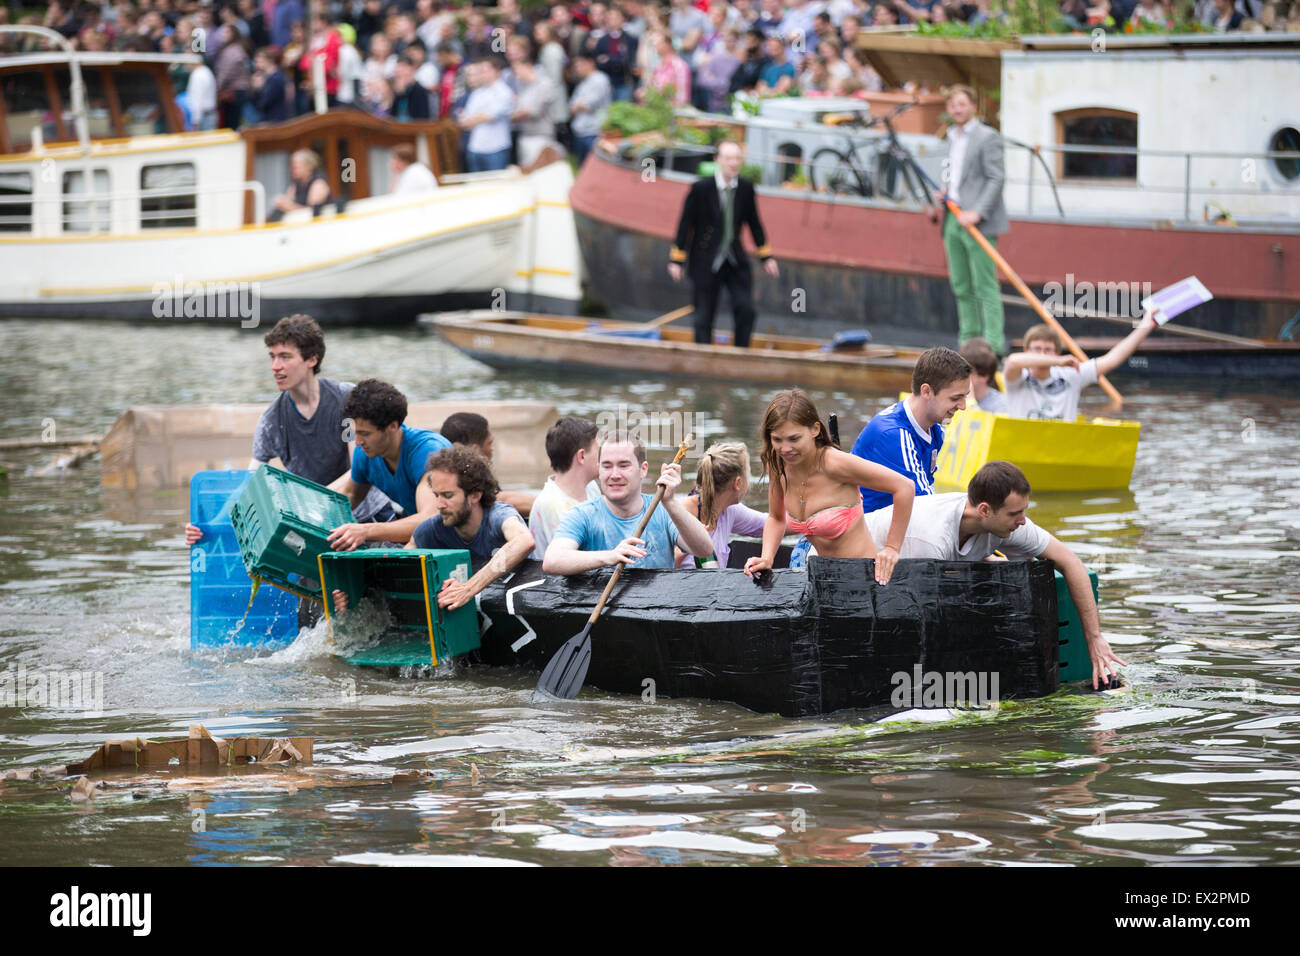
[331,446,534,613]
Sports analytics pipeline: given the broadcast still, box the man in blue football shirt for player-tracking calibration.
[542,431,714,573]
[851,347,971,512]
[327,379,451,548]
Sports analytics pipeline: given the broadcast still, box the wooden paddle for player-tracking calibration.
[891,142,1125,406]
[534,437,693,701]
[938,194,1125,407]
[644,305,693,331]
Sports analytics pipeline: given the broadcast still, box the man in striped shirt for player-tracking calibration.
[642,30,691,106]
[850,347,971,512]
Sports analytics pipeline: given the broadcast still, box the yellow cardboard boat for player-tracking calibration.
[934,408,1140,491]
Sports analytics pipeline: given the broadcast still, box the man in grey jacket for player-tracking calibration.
[931,84,1009,356]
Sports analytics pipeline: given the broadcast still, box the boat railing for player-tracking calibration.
[1007,141,1300,224]
[0,180,268,234]
[649,108,1300,226]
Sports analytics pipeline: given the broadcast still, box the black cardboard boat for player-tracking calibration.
[475,556,1061,718]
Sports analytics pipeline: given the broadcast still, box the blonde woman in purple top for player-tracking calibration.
[676,441,768,568]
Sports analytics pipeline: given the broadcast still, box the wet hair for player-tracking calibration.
[545,416,600,472]
[1023,324,1064,354]
[263,314,325,373]
[600,429,646,465]
[440,412,490,448]
[759,388,832,485]
[912,346,972,395]
[696,441,751,528]
[959,337,1001,391]
[968,460,1031,511]
[425,445,499,509]
[341,379,408,430]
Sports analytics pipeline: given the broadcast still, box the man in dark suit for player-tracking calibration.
[668,140,779,348]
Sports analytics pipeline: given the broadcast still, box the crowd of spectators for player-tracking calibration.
[8,0,1298,168]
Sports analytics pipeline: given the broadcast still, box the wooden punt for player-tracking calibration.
[428,310,924,392]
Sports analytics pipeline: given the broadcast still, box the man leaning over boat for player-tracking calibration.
[863,460,1125,690]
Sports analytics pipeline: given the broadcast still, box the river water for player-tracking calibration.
[1,319,1298,867]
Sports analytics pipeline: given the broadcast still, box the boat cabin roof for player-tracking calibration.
[0,52,200,73]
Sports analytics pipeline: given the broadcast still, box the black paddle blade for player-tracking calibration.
[533,622,593,701]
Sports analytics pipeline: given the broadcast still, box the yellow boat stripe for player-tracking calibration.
[318,554,331,624]
[420,555,439,667]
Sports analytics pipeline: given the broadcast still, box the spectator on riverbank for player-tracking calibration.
[458,58,516,171]
[248,46,289,124]
[569,52,612,164]
[392,55,434,119]
[642,30,691,105]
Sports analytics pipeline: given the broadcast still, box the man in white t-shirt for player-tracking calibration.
[389,143,439,194]
[1003,310,1158,420]
[529,416,602,559]
[864,460,1125,689]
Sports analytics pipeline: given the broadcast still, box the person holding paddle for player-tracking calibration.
[743,389,915,585]
[542,431,715,573]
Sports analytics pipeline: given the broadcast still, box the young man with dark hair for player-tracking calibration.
[851,346,972,511]
[542,431,713,573]
[959,336,1006,414]
[440,411,492,452]
[439,411,535,516]
[183,314,389,545]
[863,460,1124,689]
[327,380,451,548]
[529,416,602,559]
[1002,312,1158,421]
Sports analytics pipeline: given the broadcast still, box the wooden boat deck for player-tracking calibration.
[431,311,925,392]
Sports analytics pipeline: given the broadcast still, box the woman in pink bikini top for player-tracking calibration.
[744,389,915,585]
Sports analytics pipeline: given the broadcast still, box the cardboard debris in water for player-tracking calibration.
[66,725,313,774]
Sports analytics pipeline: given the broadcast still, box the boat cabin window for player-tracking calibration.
[1270,127,1300,184]
[141,163,197,229]
[62,167,111,233]
[0,171,33,232]
[1054,108,1138,182]
[112,70,169,137]
[2,71,55,151]
[52,67,114,140]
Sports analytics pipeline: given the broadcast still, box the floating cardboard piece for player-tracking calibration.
[102,401,559,491]
[66,725,314,774]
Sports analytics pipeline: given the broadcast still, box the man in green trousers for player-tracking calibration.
[930,84,1009,356]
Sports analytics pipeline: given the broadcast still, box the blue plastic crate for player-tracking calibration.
[190,470,299,648]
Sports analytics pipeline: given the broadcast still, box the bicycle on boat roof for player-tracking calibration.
[806,101,930,204]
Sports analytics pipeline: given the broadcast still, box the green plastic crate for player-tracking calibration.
[1056,567,1099,683]
[229,464,354,600]
[318,548,480,667]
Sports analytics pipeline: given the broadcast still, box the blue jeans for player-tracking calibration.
[466,148,510,172]
[573,134,597,165]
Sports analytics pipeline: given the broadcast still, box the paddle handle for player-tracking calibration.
[586,437,693,626]
[942,197,1124,408]
[645,305,694,331]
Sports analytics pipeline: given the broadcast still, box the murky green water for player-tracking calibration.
[1,319,1298,866]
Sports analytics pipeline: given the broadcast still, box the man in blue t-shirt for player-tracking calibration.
[851,347,971,512]
[328,379,451,549]
[542,432,714,573]
[331,445,534,614]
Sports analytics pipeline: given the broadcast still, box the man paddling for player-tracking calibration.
[331,446,534,614]
[542,431,714,572]
[851,347,972,511]
[863,460,1125,689]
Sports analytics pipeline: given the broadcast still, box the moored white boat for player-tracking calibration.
[0,37,581,324]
